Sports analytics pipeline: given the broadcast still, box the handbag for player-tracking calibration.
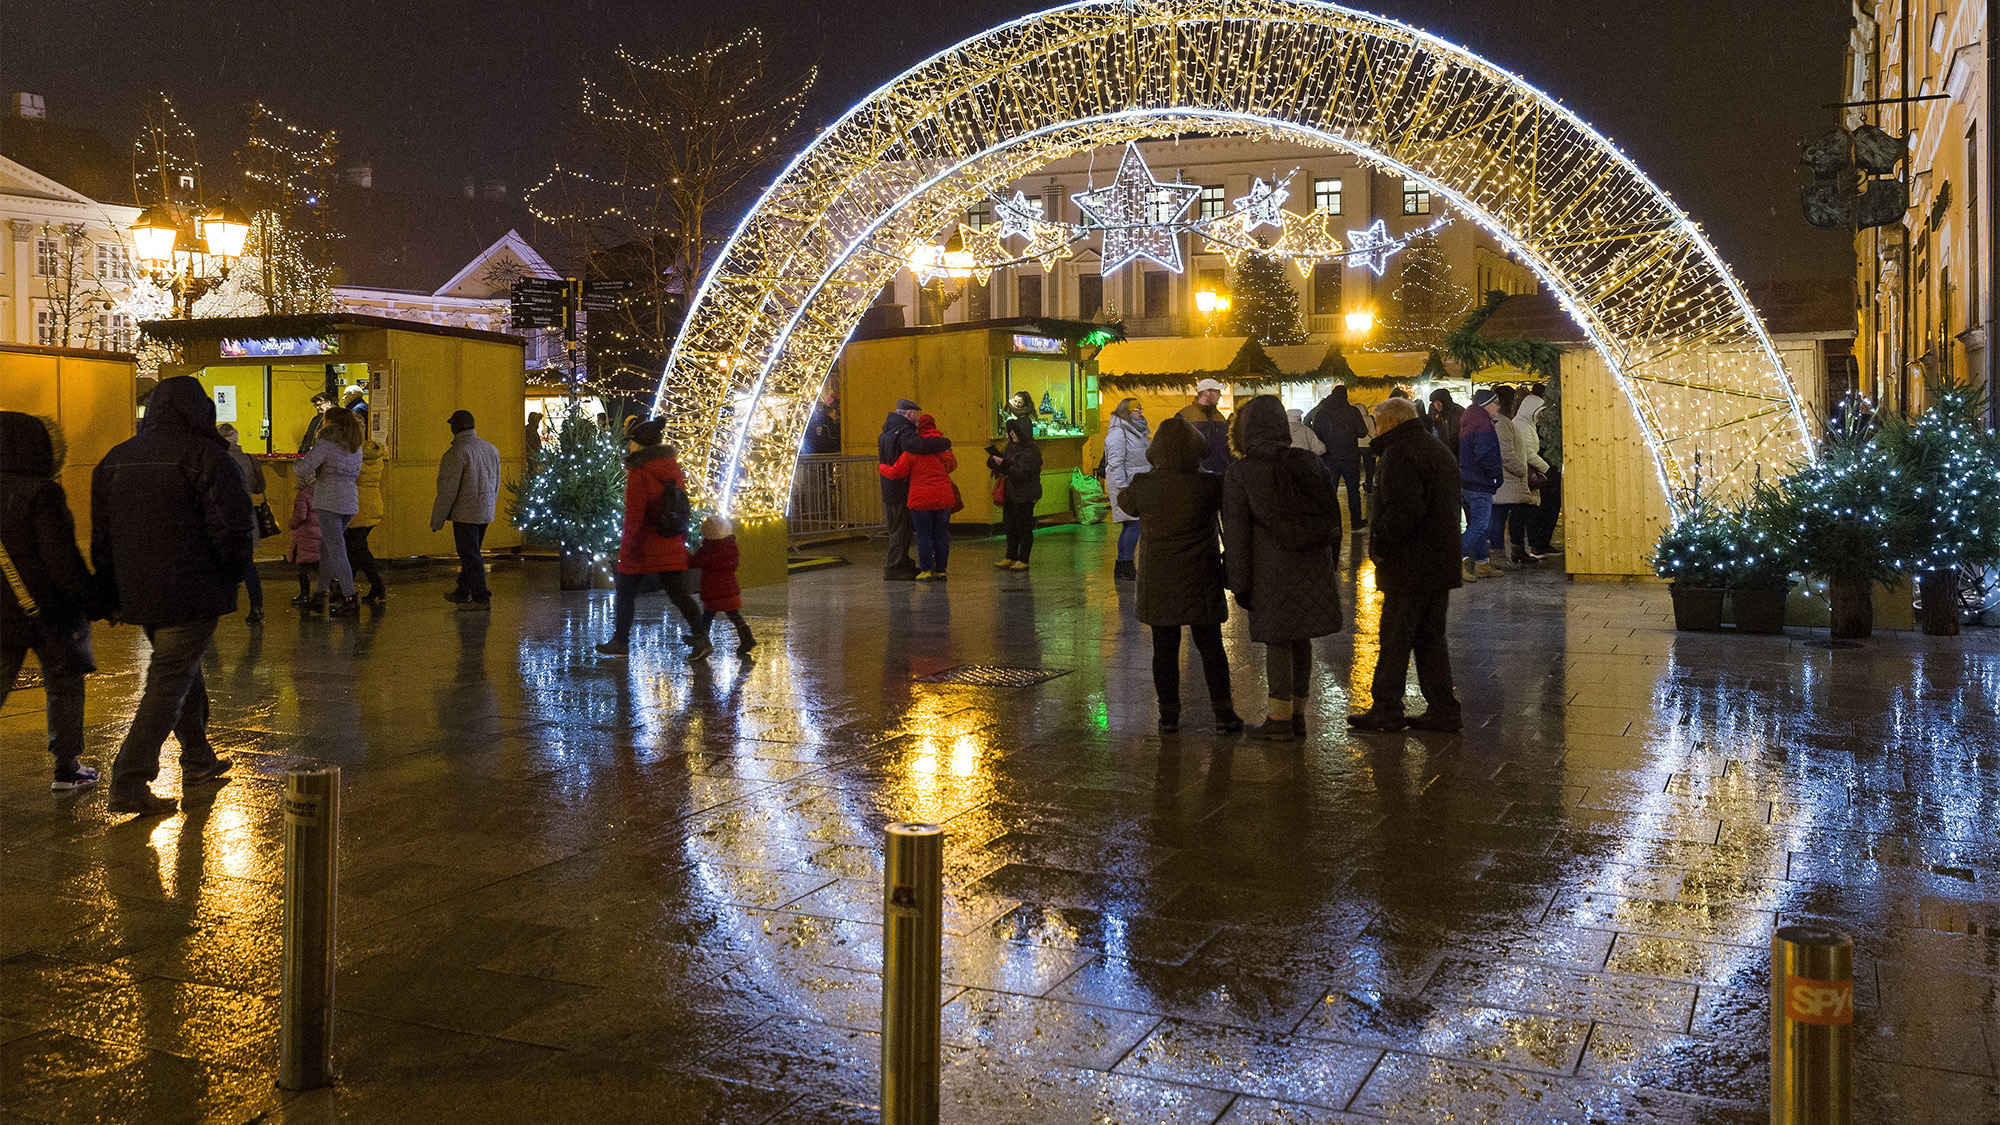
[950,481,966,515]
[991,477,1006,505]
[0,540,96,675]
[255,500,281,539]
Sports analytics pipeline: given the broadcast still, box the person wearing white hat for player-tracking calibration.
[1177,378,1234,475]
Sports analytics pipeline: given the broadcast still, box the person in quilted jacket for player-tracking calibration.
[690,514,754,658]
[878,414,957,580]
[597,418,704,658]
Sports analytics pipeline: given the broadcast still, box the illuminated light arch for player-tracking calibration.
[657,0,1811,518]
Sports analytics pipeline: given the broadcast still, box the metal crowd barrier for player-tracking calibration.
[790,454,888,545]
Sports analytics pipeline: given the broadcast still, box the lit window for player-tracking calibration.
[1402,179,1431,215]
[35,238,60,277]
[96,242,133,282]
[1313,177,1343,215]
[1145,187,1185,225]
[1199,185,1226,221]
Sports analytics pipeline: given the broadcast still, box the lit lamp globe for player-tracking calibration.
[201,197,252,260]
[130,204,180,265]
[1344,309,1375,336]
[1195,290,1230,314]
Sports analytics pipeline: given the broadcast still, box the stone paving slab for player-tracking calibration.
[5,526,2000,1122]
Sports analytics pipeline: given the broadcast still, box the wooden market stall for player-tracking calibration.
[0,342,138,541]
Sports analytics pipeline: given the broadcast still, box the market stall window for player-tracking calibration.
[1000,356,1089,438]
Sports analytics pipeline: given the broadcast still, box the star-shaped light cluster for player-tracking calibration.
[1345,218,1396,275]
[1071,143,1202,274]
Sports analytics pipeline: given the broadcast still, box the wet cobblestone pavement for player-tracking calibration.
[5,525,2000,1123]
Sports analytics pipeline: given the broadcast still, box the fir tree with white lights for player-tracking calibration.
[1221,247,1307,345]
[507,404,626,582]
[1383,230,1469,353]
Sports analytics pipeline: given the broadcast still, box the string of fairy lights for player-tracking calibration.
[657,0,1813,519]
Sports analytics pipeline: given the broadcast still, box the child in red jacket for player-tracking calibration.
[287,482,321,608]
[690,515,754,658]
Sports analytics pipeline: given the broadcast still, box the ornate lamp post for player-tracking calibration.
[130,196,251,318]
[1343,308,1375,341]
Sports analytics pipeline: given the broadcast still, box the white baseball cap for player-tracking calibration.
[1194,378,1227,394]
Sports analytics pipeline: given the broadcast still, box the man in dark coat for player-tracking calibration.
[877,398,950,580]
[1457,387,1505,581]
[1176,379,1235,475]
[1351,397,1463,732]
[1,412,106,790]
[1307,383,1371,529]
[1427,388,1464,460]
[94,376,254,816]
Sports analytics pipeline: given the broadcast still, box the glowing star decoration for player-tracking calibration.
[1234,176,1290,232]
[1276,208,1344,263]
[1199,212,1259,267]
[1021,221,1076,268]
[1072,143,1203,274]
[993,191,1044,242]
[956,223,1009,278]
[1345,219,1396,276]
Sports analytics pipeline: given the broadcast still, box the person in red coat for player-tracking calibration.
[596,419,704,657]
[689,514,754,657]
[877,413,957,579]
[286,482,321,608]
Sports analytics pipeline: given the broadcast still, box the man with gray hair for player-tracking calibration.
[1349,395,1462,732]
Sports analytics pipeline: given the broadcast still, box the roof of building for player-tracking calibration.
[1473,277,1856,343]
[332,185,571,292]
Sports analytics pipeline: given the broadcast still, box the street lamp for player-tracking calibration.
[1194,289,1232,315]
[130,193,250,318]
[1344,308,1375,336]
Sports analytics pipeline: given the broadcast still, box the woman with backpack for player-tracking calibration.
[1223,394,1345,741]
[596,418,704,658]
[987,417,1042,570]
[1103,398,1149,580]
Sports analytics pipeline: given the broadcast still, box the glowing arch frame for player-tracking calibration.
[656,0,1812,518]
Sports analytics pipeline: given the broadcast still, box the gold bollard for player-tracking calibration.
[881,823,944,1125]
[1770,923,1852,1125]
[279,766,340,1091]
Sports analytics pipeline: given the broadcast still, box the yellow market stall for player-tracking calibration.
[145,313,529,562]
[0,342,138,541]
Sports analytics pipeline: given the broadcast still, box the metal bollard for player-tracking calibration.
[881,822,944,1125]
[279,766,340,1091]
[1770,923,1852,1125]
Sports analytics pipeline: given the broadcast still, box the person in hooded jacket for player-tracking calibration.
[1517,383,1561,558]
[295,406,364,615]
[345,437,388,603]
[597,419,706,658]
[690,514,754,655]
[1103,398,1150,580]
[1458,388,1505,580]
[1,412,107,790]
[1427,388,1464,460]
[1307,383,1370,530]
[1177,379,1234,475]
[93,376,254,816]
[1116,416,1243,733]
[988,417,1043,570]
[879,413,958,580]
[1223,395,1344,741]
[218,423,267,623]
[878,399,952,580]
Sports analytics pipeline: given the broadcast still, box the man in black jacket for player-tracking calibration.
[94,376,255,816]
[0,412,105,790]
[1307,383,1371,529]
[877,398,950,580]
[1350,396,1462,732]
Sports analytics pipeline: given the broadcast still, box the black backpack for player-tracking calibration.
[1267,450,1340,552]
[651,480,690,538]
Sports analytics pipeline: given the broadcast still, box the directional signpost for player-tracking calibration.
[509,277,636,386]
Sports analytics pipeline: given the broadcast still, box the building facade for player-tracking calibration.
[0,155,142,352]
[875,135,1537,340]
[331,229,566,373]
[1844,0,1995,422]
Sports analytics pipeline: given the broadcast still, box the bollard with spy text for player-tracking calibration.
[1770,923,1852,1125]
[881,823,944,1125]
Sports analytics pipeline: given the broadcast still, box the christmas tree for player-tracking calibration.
[507,402,627,587]
[1383,231,1469,353]
[1221,248,1307,345]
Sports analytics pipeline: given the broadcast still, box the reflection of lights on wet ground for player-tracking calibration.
[1348,560,1382,706]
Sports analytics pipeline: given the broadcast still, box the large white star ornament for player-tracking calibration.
[1345,219,1396,276]
[1072,143,1202,275]
[993,191,1043,242]
[1234,176,1290,232]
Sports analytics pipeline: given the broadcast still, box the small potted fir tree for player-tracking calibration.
[1722,482,1797,634]
[508,403,625,589]
[1653,501,1730,631]
[1790,435,1899,639]
[1876,376,2000,636]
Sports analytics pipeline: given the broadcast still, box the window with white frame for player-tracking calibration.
[1146,187,1185,225]
[97,311,136,352]
[1313,177,1343,215]
[34,305,57,346]
[966,200,994,230]
[96,242,133,282]
[36,237,61,277]
[1198,185,1226,221]
[1402,179,1432,215]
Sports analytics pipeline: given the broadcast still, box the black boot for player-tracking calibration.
[1159,696,1180,733]
[1212,703,1244,732]
[360,585,387,605]
[1114,560,1136,581]
[328,582,358,617]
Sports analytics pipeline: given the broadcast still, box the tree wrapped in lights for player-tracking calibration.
[1221,246,1307,344]
[1876,376,2000,633]
[238,104,339,315]
[507,404,626,589]
[1381,230,1469,353]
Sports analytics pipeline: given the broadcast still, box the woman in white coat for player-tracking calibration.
[1488,385,1548,566]
[1104,398,1151,581]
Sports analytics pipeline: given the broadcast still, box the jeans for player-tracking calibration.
[1150,624,1231,715]
[1002,500,1037,562]
[1372,589,1458,718]
[316,510,354,594]
[110,616,220,793]
[344,524,383,594]
[609,569,702,645]
[1116,520,1140,562]
[453,521,490,600]
[1489,503,1530,553]
[1460,491,1493,558]
[911,508,951,572]
[1323,457,1364,527]
[883,500,914,570]
[1265,638,1314,703]
[0,641,86,765]
[1528,466,1561,552]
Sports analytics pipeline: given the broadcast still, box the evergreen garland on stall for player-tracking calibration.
[507,404,626,562]
[1220,247,1308,345]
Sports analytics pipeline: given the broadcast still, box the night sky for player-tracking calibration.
[5,0,1854,282]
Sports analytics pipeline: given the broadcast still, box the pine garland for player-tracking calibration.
[1446,290,1564,382]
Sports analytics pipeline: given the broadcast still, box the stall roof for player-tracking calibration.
[1095,335,1248,375]
[141,311,525,348]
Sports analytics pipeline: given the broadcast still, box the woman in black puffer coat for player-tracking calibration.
[988,417,1043,569]
[1117,416,1242,733]
[1223,394,1344,741]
